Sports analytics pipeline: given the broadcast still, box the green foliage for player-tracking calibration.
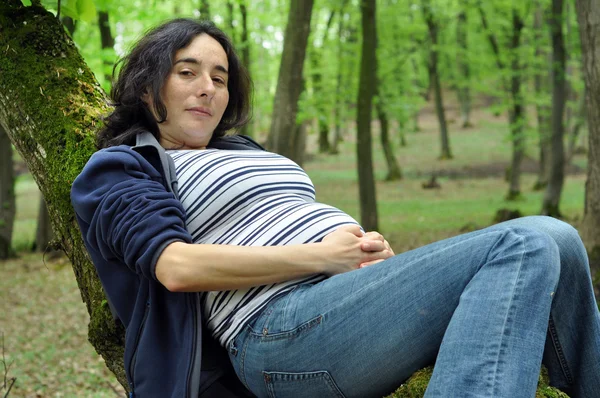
[60,0,97,22]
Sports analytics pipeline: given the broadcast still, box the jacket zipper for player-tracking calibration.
[129,301,150,393]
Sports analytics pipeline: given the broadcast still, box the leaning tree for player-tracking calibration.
[0,0,127,388]
[0,2,574,396]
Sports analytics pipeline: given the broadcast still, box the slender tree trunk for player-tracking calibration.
[506,11,525,200]
[34,196,54,252]
[456,0,472,128]
[542,0,567,216]
[97,11,115,86]
[410,56,422,133]
[566,90,587,163]
[266,0,314,162]
[575,0,600,283]
[376,89,402,181]
[225,1,236,41]
[312,10,336,154]
[238,1,253,137]
[0,124,15,260]
[199,0,210,20]
[331,1,350,155]
[0,1,126,389]
[422,0,452,160]
[356,0,378,231]
[533,2,551,191]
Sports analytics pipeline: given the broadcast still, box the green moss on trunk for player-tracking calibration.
[0,1,126,390]
[384,366,570,398]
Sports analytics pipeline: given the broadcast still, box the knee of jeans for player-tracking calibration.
[533,216,589,271]
[508,226,561,287]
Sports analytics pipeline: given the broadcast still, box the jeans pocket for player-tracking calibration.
[263,370,346,398]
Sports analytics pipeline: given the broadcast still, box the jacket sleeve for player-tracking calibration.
[71,147,193,281]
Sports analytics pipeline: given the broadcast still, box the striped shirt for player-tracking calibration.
[167,149,360,346]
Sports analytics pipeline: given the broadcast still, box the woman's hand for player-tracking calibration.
[320,225,394,276]
[360,231,395,268]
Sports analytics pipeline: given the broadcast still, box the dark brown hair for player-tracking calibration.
[97,18,251,148]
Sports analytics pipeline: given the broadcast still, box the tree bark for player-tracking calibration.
[266,0,314,162]
[356,0,379,231]
[542,0,567,216]
[479,3,525,200]
[456,0,472,129]
[422,0,452,160]
[330,0,350,155]
[34,196,54,252]
[0,1,127,390]
[566,91,587,163]
[576,0,600,282]
[376,91,402,181]
[505,10,526,200]
[533,1,551,191]
[97,11,115,86]
[0,124,15,260]
[238,0,253,138]
[312,10,336,154]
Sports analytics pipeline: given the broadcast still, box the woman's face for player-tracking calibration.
[150,33,230,149]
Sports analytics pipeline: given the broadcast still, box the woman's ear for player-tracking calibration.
[141,89,151,105]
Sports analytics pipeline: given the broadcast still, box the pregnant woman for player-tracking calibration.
[71,18,600,398]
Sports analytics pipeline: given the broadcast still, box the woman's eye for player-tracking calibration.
[179,70,194,76]
[213,77,226,85]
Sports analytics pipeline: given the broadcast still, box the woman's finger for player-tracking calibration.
[359,259,386,268]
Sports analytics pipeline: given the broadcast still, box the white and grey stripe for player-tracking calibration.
[168,149,359,346]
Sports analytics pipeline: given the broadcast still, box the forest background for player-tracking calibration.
[0,0,599,396]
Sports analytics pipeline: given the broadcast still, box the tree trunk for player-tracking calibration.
[199,0,210,20]
[330,1,350,155]
[506,10,525,200]
[566,91,587,163]
[0,124,15,260]
[542,0,567,216]
[266,0,314,162]
[34,196,54,252]
[356,0,379,231]
[97,11,115,86]
[238,0,253,138]
[456,0,472,129]
[376,92,402,181]
[312,10,336,154]
[575,0,600,283]
[225,0,236,41]
[0,1,127,390]
[533,1,551,191]
[422,0,452,160]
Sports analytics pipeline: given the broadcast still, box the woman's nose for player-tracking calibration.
[195,74,215,98]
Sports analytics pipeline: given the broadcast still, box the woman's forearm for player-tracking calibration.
[156,241,330,292]
[155,226,393,292]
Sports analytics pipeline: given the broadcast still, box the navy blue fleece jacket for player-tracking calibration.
[71,133,261,397]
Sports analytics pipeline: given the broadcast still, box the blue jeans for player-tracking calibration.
[227,216,600,398]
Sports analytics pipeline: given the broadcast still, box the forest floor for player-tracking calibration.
[1,107,592,397]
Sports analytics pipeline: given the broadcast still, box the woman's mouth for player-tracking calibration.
[187,107,212,116]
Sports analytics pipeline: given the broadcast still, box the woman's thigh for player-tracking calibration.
[229,219,561,398]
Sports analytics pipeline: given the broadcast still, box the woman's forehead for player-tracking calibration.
[174,34,228,69]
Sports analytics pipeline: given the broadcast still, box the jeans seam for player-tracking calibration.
[490,233,525,395]
[547,316,574,384]
[238,326,252,391]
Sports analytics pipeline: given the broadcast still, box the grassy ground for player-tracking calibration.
[0,109,590,396]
